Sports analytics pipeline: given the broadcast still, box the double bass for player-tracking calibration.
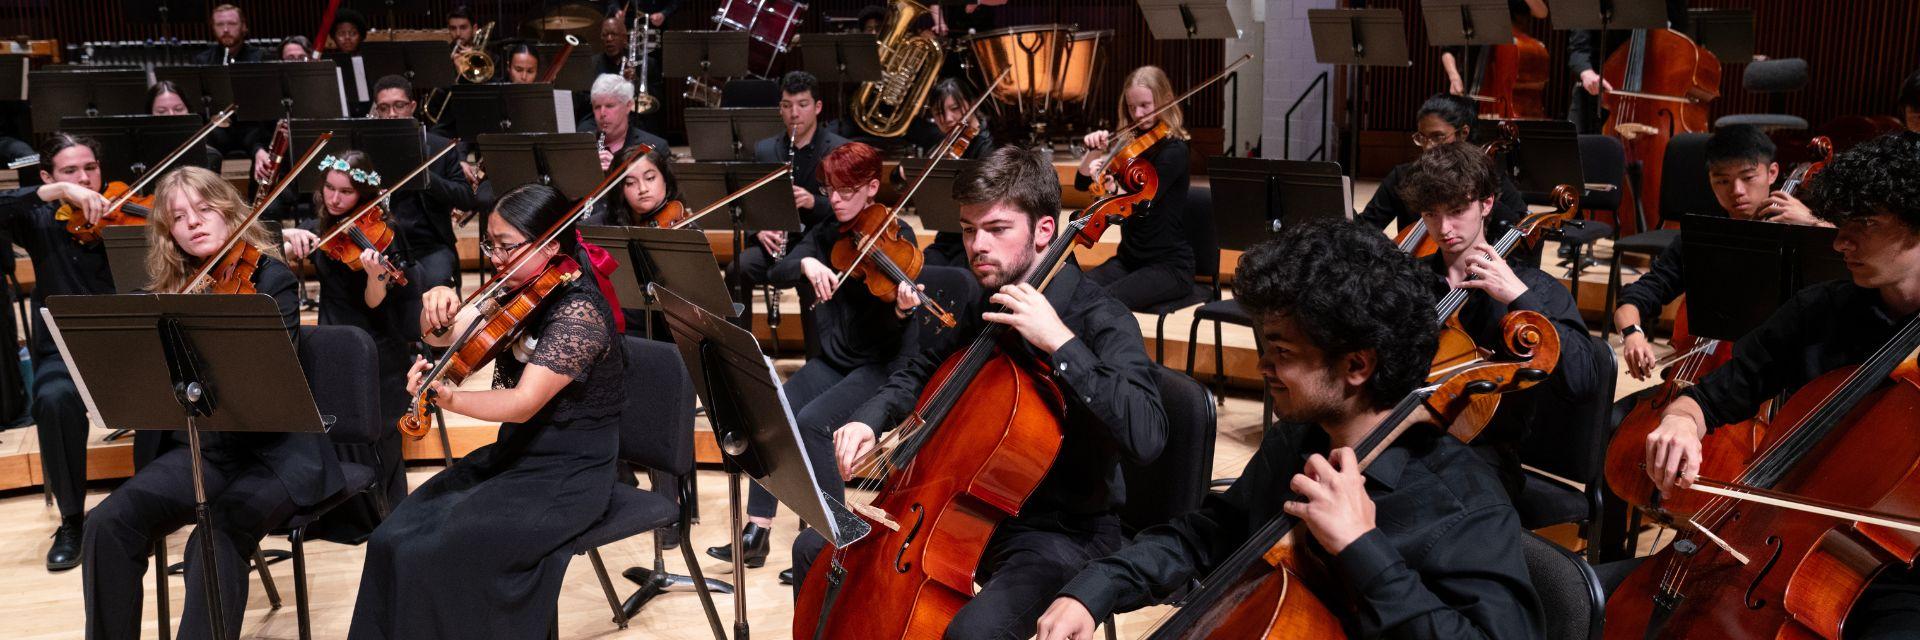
[792,158,1160,640]
[1466,25,1550,120]
[1601,28,1721,234]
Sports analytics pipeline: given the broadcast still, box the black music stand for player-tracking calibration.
[42,293,327,640]
[474,132,599,198]
[897,158,978,236]
[321,52,373,106]
[1687,8,1755,64]
[226,61,348,122]
[357,41,461,98]
[662,31,751,95]
[57,115,212,184]
[101,226,153,294]
[1307,8,1411,177]
[1681,215,1848,342]
[655,282,871,640]
[684,108,784,161]
[534,42,599,93]
[581,225,742,336]
[0,55,28,101]
[680,161,800,315]
[1423,0,1517,95]
[797,33,881,122]
[287,118,430,193]
[153,66,238,117]
[1546,0,1671,99]
[1507,118,1585,201]
[443,83,564,137]
[1208,157,1352,239]
[25,69,149,136]
[1137,0,1244,39]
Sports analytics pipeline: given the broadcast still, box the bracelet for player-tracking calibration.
[1621,324,1644,338]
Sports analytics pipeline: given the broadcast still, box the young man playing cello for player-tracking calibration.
[1643,133,1920,636]
[1034,219,1542,640]
[804,146,1168,640]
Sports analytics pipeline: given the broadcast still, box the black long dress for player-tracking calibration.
[347,277,626,639]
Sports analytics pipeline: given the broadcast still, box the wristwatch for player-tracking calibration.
[1621,324,1644,339]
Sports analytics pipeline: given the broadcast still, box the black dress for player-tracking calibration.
[348,278,626,639]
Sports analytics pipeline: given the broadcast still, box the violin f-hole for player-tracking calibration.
[1745,535,1784,610]
[894,503,924,574]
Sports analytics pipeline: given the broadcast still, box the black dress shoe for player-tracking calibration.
[779,568,794,585]
[46,516,82,572]
[704,523,770,568]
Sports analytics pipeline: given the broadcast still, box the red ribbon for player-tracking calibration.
[576,231,626,334]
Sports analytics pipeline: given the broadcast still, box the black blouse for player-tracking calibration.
[1075,137,1193,275]
[493,277,625,427]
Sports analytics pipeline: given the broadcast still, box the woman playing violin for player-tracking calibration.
[917,78,996,268]
[592,143,682,228]
[1036,219,1542,640]
[349,184,625,639]
[1073,65,1195,311]
[84,165,342,640]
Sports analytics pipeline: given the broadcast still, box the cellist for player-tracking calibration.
[1356,94,1535,266]
[1643,132,1920,636]
[1034,219,1543,640]
[809,146,1168,640]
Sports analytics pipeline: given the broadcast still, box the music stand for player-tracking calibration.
[1687,8,1755,64]
[226,61,348,122]
[443,83,564,138]
[655,282,871,640]
[535,43,599,93]
[0,55,29,101]
[684,108,784,161]
[43,293,327,640]
[581,225,741,334]
[357,41,460,97]
[678,163,799,235]
[1307,8,1410,177]
[100,226,153,293]
[662,31,751,92]
[1208,157,1351,241]
[797,33,882,122]
[1137,0,1245,39]
[321,52,373,105]
[1681,214,1848,342]
[25,69,150,135]
[153,66,238,117]
[1546,0,1671,32]
[897,158,977,235]
[287,118,429,193]
[1423,0,1516,94]
[57,115,213,184]
[474,132,598,198]
[1506,118,1585,201]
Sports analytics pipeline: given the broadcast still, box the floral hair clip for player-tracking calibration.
[316,155,382,187]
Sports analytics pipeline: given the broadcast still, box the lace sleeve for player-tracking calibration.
[528,294,612,379]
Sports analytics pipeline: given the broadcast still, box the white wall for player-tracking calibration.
[1261,0,1337,161]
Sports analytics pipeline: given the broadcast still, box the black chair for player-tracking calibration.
[1520,530,1605,640]
[1184,187,1280,428]
[1557,135,1623,292]
[570,336,728,638]
[1714,58,1811,131]
[1139,186,1218,365]
[155,325,388,640]
[1604,133,1715,337]
[1102,365,1218,640]
[1513,334,1617,563]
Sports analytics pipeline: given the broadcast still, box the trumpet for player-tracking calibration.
[632,18,659,114]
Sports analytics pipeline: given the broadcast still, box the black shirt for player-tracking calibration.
[1056,422,1543,640]
[1360,162,1537,267]
[1073,137,1193,276]
[1617,236,1686,321]
[753,128,850,232]
[769,216,921,370]
[0,189,118,360]
[1684,280,1913,430]
[577,113,670,159]
[189,42,267,66]
[847,262,1167,517]
[384,131,490,286]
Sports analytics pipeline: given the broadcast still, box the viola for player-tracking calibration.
[1140,311,1565,639]
[1605,315,1920,639]
[316,205,411,287]
[61,105,237,245]
[1601,28,1721,234]
[1393,126,1519,258]
[793,157,1159,640]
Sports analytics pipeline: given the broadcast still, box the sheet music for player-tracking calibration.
[555,90,576,133]
[39,307,106,429]
[351,57,370,102]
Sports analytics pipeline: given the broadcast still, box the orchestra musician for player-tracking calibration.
[915,78,997,268]
[329,9,369,56]
[448,5,478,49]
[1035,219,1544,640]
[1357,93,1535,266]
[1901,68,1920,134]
[805,146,1168,639]
[1642,132,1920,637]
[349,184,626,639]
[1074,65,1195,312]
[0,134,114,572]
[1408,142,1604,497]
[1565,0,1689,133]
[1440,0,1547,97]
[147,81,227,170]
[584,74,670,172]
[278,35,314,61]
[1614,125,1820,381]
[83,166,340,640]
[729,70,850,330]
[504,44,540,84]
[190,4,265,65]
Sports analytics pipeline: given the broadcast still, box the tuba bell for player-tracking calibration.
[455,21,496,84]
[851,0,944,138]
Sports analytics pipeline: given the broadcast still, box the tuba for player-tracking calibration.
[851,0,944,138]
[455,21,496,84]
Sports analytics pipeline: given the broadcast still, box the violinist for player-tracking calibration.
[1565,0,1688,132]
[1410,142,1602,497]
[1642,133,1920,637]
[1614,125,1819,380]
[366,74,493,294]
[0,133,114,572]
[1358,94,1534,266]
[350,184,626,639]
[148,81,227,171]
[189,4,265,65]
[918,78,996,268]
[809,146,1167,639]
[84,165,341,640]
[592,143,680,228]
[583,74,670,172]
[1074,65,1195,311]
[1035,219,1543,640]
[703,142,927,580]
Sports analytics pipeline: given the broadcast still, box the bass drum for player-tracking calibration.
[967,24,1073,106]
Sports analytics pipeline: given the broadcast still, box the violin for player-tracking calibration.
[1427,185,1577,440]
[1605,315,1920,639]
[399,151,643,439]
[317,204,411,287]
[793,157,1160,640]
[204,242,264,294]
[1601,28,1721,234]
[1140,311,1564,639]
[1086,55,1251,197]
[1393,125,1519,258]
[60,105,238,244]
[179,132,334,294]
[649,163,793,230]
[944,119,980,160]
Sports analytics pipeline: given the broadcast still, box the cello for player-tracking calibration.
[1139,310,1565,638]
[792,158,1160,640]
[1392,124,1520,258]
[1601,28,1721,234]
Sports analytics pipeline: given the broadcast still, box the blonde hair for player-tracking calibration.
[146,166,282,292]
[1117,66,1188,141]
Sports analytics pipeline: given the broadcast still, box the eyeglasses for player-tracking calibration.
[372,101,415,118]
[479,239,531,258]
[826,186,863,200]
[1411,131,1457,149]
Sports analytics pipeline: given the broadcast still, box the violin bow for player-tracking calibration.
[105,105,238,213]
[179,132,333,293]
[666,164,794,230]
[311,140,460,248]
[1096,53,1251,169]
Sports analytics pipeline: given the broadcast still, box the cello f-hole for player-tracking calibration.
[1746,535,1784,610]
[894,504,925,574]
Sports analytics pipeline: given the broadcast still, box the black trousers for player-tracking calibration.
[82,445,299,640]
[32,351,89,519]
[1084,259,1191,312]
[745,359,885,519]
[791,513,1123,640]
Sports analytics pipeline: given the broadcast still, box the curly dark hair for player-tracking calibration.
[1235,219,1442,409]
[1804,132,1920,228]
[1396,141,1498,215]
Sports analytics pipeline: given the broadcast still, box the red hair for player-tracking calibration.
[820,141,883,189]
